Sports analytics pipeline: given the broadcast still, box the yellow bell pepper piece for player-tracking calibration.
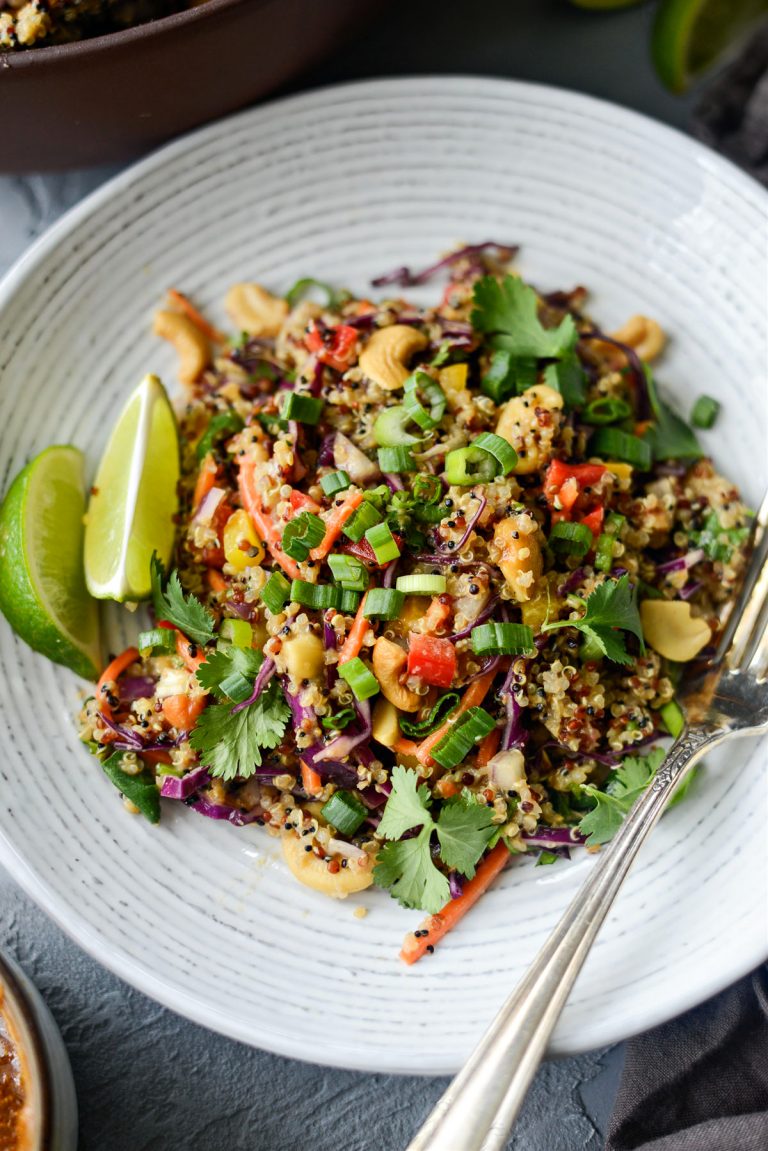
[223,508,265,570]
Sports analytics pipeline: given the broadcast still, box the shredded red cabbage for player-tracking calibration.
[313,700,371,763]
[557,568,585,597]
[438,494,486,555]
[521,827,586,847]
[160,766,210,800]
[118,676,156,702]
[231,657,276,715]
[371,242,519,288]
[317,433,336,466]
[447,595,499,643]
[448,872,464,900]
[187,797,261,825]
[656,548,705,575]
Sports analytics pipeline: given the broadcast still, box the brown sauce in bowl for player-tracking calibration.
[0,989,26,1151]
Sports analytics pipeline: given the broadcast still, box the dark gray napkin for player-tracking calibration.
[694,21,768,186]
[605,965,768,1151]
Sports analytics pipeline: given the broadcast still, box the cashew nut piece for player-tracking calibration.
[493,512,543,602]
[282,633,325,682]
[358,325,428,391]
[640,600,711,662]
[282,834,374,898]
[224,283,289,338]
[153,309,211,385]
[372,697,401,748]
[610,315,666,362]
[372,636,421,711]
[495,384,564,474]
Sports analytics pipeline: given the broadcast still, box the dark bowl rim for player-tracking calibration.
[0,951,51,1149]
[0,0,264,68]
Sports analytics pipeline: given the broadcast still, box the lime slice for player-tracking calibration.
[652,0,768,92]
[84,374,180,601]
[0,445,101,679]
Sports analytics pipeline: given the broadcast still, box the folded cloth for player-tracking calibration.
[694,21,768,186]
[605,965,768,1151]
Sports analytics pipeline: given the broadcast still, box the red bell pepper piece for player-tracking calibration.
[287,489,322,517]
[305,323,358,372]
[407,634,456,688]
[544,459,606,504]
[341,534,404,568]
[580,507,604,536]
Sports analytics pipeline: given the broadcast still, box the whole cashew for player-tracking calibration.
[492,512,543,602]
[495,383,564,474]
[224,283,289,338]
[282,833,374,897]
[358,325,428,391]
[153,309,211,385]
[372,636,421,711]
[610,315,666,362]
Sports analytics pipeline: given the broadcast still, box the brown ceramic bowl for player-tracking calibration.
[0,0,371,171]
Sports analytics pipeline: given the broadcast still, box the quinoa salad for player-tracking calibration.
[77,244,752,962]
[0,0,206,49]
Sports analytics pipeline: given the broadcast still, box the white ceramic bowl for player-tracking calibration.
[0,78,766,1074]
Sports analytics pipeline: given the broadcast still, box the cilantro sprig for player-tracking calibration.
[642,366,702,462]
[150,554,215,646]
[542,574,644,665]
[577,747,665,846]
[373,765,497,913]
[189,679,289,782]
[471,275,578,359]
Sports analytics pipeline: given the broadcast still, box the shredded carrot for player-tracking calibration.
[237,458,302,580]
[206,570,228,593]
[476,727,501,768]
[142,749,173,766]
[162,694,206,731]
[287,489,322,517]
[392,736,419,758]
[415,669,497,767]
[310,490,364,561]
[193,453,218,511]
[400,841,511,965]
[176,631,206,673]
[167,288,226,344]
[301,761,323,797]
[434,777,459,799]
[338,592,369,665]
[423,596,451,634]
[96,647,140,714]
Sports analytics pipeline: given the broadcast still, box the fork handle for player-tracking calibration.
[407,723,725,1151]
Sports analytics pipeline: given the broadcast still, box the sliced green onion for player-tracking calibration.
[342,500,382,543]
[690,394,720,430]
[594,533,615,573]
[285,277,351,310]
[395,573,447,595]
[549,521,593,557]
[378,446,417,473]
[290,580,339,610]
[261,571,291,614]
[399,692,461,739]
[281,392,324,425]
[430,706,496,770]
[445,446,498,486]
[411,474,442,505]
[363,587,405,621]
[195,409,245,461]
[337,588,362,613]
[472,432,518,476]
[137,627,176,654]
[542,354,587,409]
[218,619,253,648]
[281,511,326,561]
[481,351,537,403]
[321,707,357,731]
[660,698,686,739]
[470,622,535,656]
[583,396,633,425]
[320,470,351,497]
[536,851,559,867]
[591,427,652,470]
[403,370,446,430]
[320,789,368,836]
[373,405,422,447]
[365,522,401,564]
[338,657,379,701]
[218,670,254,703]
[328,554,369,592]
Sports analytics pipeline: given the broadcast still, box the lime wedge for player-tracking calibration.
[84,374,180,602]
[0,445,101,679]
[652,0,768,92]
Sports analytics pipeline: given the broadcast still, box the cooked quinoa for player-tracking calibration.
[80,243,752,956]
[0,0,206,49]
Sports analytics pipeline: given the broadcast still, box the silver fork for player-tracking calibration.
[408,490,768,1151]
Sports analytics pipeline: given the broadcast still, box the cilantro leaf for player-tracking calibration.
[543,353,588,409]
[377,763,434,840]
[189,679,290,781]
[578,747,665,846]
[435,794,497,879]
[196,646,263,700]
[373,827,450,913]
[150,554,215,646]
[471,275,577,360]
[642,367,702,462]
[543,574,644,665]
